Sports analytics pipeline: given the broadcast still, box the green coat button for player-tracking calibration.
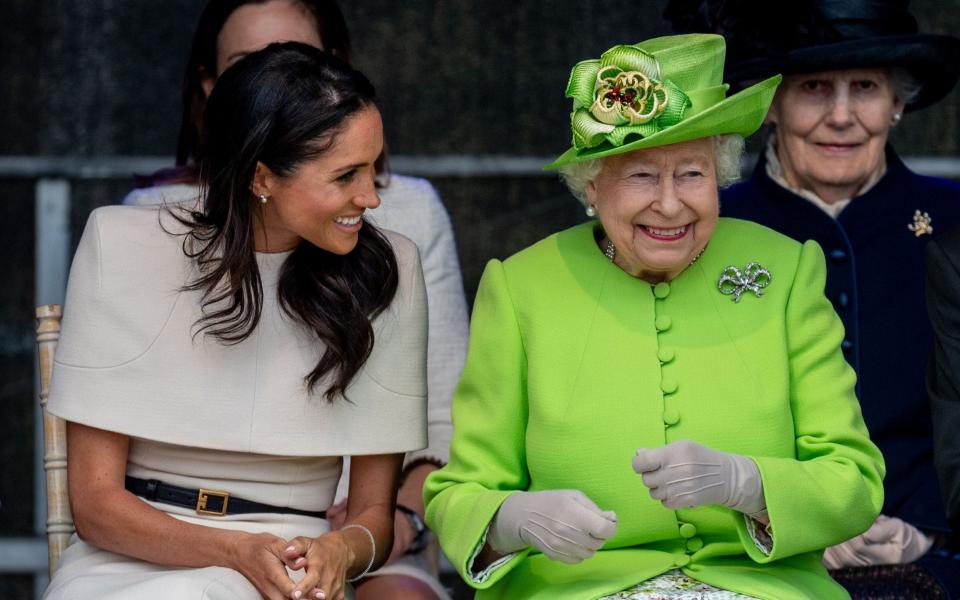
[655,315,672,331]
[658,347,676,363]
[663,408,680,425]
[679,523,696,538]
[653,282,671,299]
[686,537,704,552]
[660,378,678,394]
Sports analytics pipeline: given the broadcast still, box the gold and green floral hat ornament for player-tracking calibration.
[544,34,782,169]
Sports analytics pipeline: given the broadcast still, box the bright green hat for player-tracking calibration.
[544,33,781,170]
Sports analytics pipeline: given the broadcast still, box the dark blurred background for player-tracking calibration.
[2,1,959,597]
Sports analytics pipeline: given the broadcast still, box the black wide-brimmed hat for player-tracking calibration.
[664,0,960,110]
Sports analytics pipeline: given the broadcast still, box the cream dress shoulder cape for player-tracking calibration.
[47,205,428,456]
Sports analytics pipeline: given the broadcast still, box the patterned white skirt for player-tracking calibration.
[598,570,759,600]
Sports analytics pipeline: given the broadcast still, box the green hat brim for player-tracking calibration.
[544,74,781,170]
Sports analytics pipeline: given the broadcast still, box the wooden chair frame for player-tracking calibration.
[35,304,74,577]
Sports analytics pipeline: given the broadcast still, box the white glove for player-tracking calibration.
[822,515,933,569]
[632,440,766,516]
[487,489,618,564]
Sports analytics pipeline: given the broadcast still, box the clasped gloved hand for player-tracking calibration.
[822,514,933,569]
[632,440,766,516]
[487,489,618,564]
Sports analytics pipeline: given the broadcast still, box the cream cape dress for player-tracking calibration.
[42,205,428,599]
[125,177,465,598]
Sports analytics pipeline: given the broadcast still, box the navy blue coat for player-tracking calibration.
[722,148,960,531]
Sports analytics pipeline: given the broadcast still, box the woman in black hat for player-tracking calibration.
[667,0,960,590]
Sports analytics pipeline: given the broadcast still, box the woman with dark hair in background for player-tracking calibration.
[43,43,426,600]
[123,2,466,598]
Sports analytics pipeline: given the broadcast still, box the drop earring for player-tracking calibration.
[585,204,597,217]
[259,193,269,205]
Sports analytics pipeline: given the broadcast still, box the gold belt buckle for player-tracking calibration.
[196,488,230,516]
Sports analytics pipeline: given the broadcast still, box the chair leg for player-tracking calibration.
[36,305,74,578]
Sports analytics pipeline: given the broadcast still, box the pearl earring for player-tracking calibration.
[259,193,269,205]
[892,113,902,125]
[585,204,597,217]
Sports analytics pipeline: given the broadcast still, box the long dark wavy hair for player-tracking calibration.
[179,42,398,402]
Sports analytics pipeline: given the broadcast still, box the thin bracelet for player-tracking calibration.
[342,524,376,582]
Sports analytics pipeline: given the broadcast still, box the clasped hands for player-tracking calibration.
[488,440,764,564]
[229,530,354,600]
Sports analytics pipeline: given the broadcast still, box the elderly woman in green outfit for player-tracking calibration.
[424,34,885,600]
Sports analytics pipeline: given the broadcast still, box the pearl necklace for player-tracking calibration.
[604,238,616,261]
[604,238,707,268]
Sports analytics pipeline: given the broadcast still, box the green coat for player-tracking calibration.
[424,219,884,600]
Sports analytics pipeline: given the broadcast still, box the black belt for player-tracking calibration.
[125,476,327,519]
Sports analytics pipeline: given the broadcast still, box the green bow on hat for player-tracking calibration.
[545,34,782,170]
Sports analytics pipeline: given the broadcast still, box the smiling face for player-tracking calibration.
[767,68,904,203]
[585,137,719,282]
[252,106,383,254]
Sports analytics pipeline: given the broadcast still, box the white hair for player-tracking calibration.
[557,134,746,206]
[889,67,922,106]
[713,134,746,188]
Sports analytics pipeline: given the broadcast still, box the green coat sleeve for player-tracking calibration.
[738,240,886,561]
[424,259,532,587]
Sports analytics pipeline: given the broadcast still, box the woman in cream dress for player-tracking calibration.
[43,43,426,600]
[124,5,466,593]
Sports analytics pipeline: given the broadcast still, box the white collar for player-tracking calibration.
[764,134,886,219]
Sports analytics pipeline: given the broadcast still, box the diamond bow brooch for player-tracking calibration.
[717,263,771,302]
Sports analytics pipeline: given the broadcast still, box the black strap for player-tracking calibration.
[125,476,327,519]
[396,503,429,555]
